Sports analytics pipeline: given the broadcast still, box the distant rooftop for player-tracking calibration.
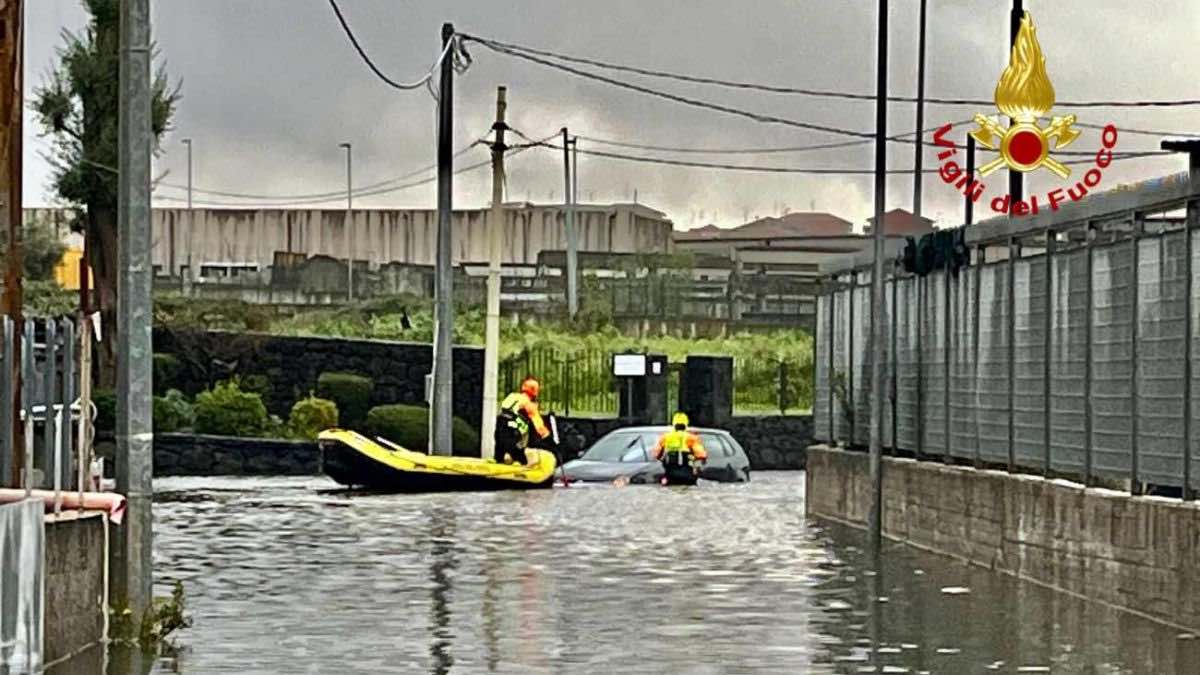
[676,212,854,241]
[863,208,936,236]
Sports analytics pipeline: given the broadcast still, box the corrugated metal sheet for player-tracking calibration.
[948,269,977,462]
[895,277,920,449]
[1092,243,1134,480]
[921,273,948,457]
[976,263,1010,464]
[0,500,44,671]
[1013,258,1047,467]
[814,294,831,442]
[852,283,872,447]
[833,288,851,441]
[1137,234,1186,487]
[1050,250,1087,475]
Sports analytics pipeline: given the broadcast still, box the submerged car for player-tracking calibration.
[561,426,750,484]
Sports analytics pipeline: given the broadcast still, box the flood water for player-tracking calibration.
[81,473,1200,673]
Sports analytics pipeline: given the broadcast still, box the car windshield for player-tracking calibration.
[581,431,660,462]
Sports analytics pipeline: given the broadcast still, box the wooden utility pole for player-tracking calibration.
[480,86,507,460]
[430,22,455,456]
[1,0,23,485]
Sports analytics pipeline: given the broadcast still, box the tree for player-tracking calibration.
[32,0,179,380]
[0,215,67,281]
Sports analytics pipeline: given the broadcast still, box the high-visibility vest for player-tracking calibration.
[499,392,532,440]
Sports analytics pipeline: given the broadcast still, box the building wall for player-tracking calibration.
[44,513,107,669]
[806,446,1200,633]
[149,204,674,276]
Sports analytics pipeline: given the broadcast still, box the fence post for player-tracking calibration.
[22,318,34,494]
[1007,237,1017,472]
[43,319,57,490]
[890,274,898,454]
[973,245,983,470]
[778,359,787,415]
[1,315,11,485]
[916,274,924,456]
[848,273,856,445]
[1131,212,1143,495]
[61,319,75,492]
[828,280,836,443]
[943,268,951,465]
[1185,200,1196,500]
[1043,227,1055,477]
[1084,222,1095,487]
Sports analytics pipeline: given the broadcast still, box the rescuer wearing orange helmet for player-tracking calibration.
[651,411,708,486]
[495,376,551,466]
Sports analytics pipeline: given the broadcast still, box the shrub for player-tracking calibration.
[288,396,339,440]
[364,404,480,456]
[92,389,116,433]
[316,372,373,428]
[152,353,182,395]
[239,373,272,400]
[193,380,270,437]
[153,389,194,433]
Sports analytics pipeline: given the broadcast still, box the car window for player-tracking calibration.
[581,433,642,462]
[699,433,732,458]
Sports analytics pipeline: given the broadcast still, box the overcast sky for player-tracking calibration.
[23,1,1200,231]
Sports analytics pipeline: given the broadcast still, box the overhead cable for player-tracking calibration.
[328,0,468,90]
[462,34,1200,109]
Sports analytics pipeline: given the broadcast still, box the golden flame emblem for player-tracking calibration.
[970,12,1080,178]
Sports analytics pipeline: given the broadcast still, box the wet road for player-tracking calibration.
[127,473,1200,674]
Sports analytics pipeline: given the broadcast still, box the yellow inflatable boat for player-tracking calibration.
[317,429,559,492]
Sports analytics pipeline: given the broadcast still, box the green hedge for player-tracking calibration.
[193,380,270,437]
[152,353,182,395]
[289,396,339,440]
[364,404,479,456]
[92,389,116,433]
[316,372,373,428]
[153,389,194,433]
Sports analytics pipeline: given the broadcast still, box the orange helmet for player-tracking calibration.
[521,377,540,400]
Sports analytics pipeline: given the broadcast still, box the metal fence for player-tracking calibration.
[814,172,1200,498]
[1,315,87,500]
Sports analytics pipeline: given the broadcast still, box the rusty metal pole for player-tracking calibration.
[0,0,23,486]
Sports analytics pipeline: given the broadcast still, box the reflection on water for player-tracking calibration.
[53,473,1199,673]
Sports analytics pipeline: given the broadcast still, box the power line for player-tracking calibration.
[464,35,877,140]
[328,0,464,90]
[462,33,1200,109]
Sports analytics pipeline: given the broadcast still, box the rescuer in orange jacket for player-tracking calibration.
[495,377,551,466]
[652,411,708,485]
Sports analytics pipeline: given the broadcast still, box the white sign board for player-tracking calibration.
[613,354,647,377]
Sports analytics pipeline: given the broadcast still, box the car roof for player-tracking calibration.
[605,426,729,435]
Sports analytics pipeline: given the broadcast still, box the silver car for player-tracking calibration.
[561,426,751,484]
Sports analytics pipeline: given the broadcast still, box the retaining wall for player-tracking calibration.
[44,512,107,669]
[154,433,319,476]
[806,446,1200,632]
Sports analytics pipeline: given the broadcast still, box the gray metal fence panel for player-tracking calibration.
[1091,243,1134,480]
[976,263,1011,463]
[853,283,872,447]
[882,278,895,450]
[1050,250,1087,476]
[0,499,44,670]
[948,268,977,461]
[1137,234,1187,487]
[833,288,850,441]
[1013,258,1047,468]
[921,273,948,457]
[1193,232,1200,492]
[895,277,920,449]
[814,294,831,442]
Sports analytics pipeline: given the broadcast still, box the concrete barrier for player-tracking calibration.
[805,445,1200,633]
[43,512,107,669]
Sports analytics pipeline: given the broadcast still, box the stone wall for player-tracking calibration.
[155,433,319,476]
[805,446,1200,633]
[560,415,812,470]
[153,328,485,427]
[44,513,106,668]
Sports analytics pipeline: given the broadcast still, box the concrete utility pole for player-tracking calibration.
[867,0,889,553]
[481,86,507,461]
[964,136,976,224]
[0,0,23,485]
[912,0,927,218]
[431,22,455,456]
[182,138,193,290]
[114,0,154,623]
[562,128,579,317]
[1008,0,1024,204]
[340,142,353,302]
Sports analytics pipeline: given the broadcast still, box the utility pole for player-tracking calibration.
[114,0,154,624]
[867,0,889,554]
[964,136,976,225]
[481,86,507,461]
[1008,0,1023,204]
[562,128,579,317]
[0,0,23,486]
[181,138,193,292]
[431,22,455,456]
[340,142,353,302]
[912,0,927,218]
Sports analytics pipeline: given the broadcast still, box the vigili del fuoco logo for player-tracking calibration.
[932,11,1119,217]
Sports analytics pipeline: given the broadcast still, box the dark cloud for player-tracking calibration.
[24,1,1199,230]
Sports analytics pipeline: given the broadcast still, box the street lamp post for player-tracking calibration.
[340,142,353,302]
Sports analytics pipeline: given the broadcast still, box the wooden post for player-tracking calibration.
[0,0,23,486]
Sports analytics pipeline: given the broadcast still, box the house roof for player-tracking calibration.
[676,212,854,241]
[865,208,936,234]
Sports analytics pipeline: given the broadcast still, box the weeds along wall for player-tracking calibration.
[813,171,1200,496]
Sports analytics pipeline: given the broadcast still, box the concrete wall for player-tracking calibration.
[153,329,486,428]
[147,203,674,276]
[43,513,106,668]
[806,446,1200,632]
